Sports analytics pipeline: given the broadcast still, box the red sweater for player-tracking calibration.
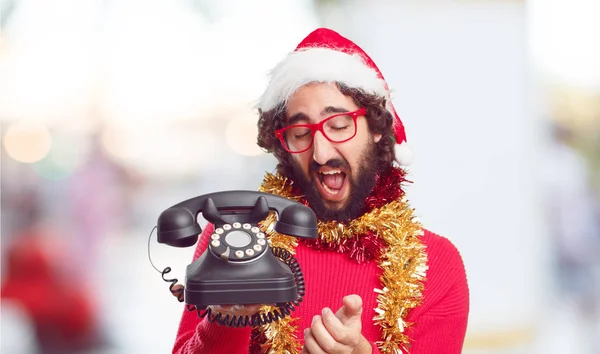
[173,224,469,353]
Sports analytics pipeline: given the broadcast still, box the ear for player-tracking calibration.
[373,133,382,143]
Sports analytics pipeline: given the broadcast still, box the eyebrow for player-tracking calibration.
[286,106,351,126]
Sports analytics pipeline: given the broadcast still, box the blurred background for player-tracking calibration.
[1,0,599,353]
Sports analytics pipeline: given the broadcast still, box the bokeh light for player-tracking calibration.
[100,125,145,161]
[3,122,52,163]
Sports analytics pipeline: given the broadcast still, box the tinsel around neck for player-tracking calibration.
[260,166,411,263]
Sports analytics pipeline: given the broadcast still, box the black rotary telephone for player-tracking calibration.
[153,190,318,327]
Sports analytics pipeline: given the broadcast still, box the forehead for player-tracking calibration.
[284,83,358,121]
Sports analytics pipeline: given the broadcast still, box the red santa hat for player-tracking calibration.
[258,28,413,166]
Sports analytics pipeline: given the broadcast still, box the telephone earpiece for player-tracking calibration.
[157,207,201,247]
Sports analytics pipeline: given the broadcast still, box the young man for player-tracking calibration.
[173,28,469,354]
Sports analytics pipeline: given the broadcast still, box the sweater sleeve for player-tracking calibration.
[404,230,470,354]
[172,223,253,354]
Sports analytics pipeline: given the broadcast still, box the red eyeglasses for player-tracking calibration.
[275,107,367,153]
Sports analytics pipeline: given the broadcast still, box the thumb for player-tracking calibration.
[335,294,363,326]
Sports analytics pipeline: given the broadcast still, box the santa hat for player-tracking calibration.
[257,28,413,166]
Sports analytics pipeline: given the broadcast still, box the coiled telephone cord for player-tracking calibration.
[160,247,305,328]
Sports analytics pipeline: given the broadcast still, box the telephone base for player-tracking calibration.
[183,249,299,307]
[185,280,297,307]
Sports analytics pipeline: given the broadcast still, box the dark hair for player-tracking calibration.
[256,83,396,177]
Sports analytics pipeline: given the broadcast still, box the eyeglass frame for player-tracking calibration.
[274,107,368,154]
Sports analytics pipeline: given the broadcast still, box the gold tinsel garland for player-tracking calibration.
[255,172,427,354]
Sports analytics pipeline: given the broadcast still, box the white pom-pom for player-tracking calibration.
[394,142,413,166]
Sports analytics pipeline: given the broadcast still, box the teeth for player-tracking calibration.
[320,170,342,175]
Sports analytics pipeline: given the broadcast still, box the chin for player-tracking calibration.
[321,196,350,211]
[307,184,362,222]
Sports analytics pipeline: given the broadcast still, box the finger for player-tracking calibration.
[170,284,184,300]
[209,304,263,316]
[303,328,327,354]
[335,294,363,326]
[310,314,339,352]
[320,307,350,344]
[208,304,230,313]
[243,304,262,313]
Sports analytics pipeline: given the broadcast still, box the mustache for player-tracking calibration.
[308,159,350,174]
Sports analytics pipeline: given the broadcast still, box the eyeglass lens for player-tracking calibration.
[283,114,356,152]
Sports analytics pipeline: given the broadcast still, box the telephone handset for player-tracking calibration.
[155,190,318,327]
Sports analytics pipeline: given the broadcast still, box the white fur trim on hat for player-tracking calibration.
[257,47,388,112]
[395,141,413,166]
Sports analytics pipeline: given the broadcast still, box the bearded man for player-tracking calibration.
[172,28,469,354]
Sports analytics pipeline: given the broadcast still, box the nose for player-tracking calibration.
[312,131,336,165]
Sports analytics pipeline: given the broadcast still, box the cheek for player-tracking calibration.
[336,143,362,171]
[345,129,371,161]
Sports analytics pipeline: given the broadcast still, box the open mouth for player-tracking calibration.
[314,169,349,203]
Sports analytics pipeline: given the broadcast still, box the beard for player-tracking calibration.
[290,140,380,222]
